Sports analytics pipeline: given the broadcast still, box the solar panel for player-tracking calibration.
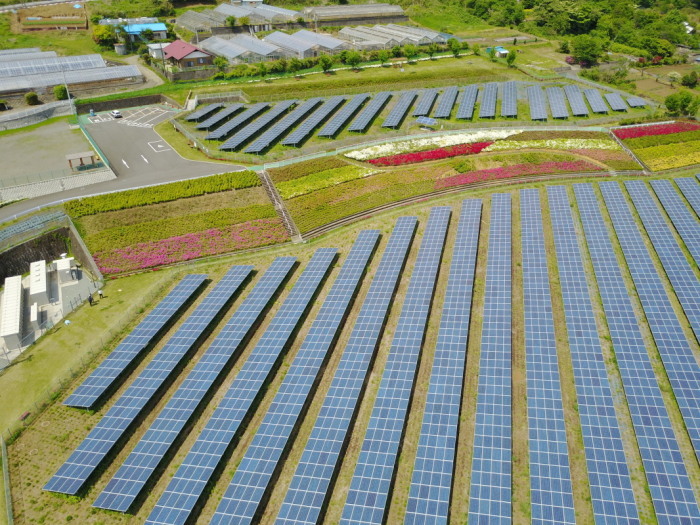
[527,85,547,121]
[206,103,269,141]
[584,89,609,113]
[220,99,296,151]
[601,181,700,461]
[519,189,575,525]
[318,93,369,137]
[62,275,207,409]
[348,91,392,132]
[382,90,418,128]
[185,103,224,122]
[91,257,295,513]
[650,179,700,266]
[564,84,588,116]
[604,92,627,111]
[209,231,380,525]
[500,81,518,118]
[145,249,336,525]
[478,82,498,118]
[275,217,417,525]
[626,96,647,108]
[456,85,478,120]
[546,87,569,119]
[405,200,481,525]
[676,177,700,218]
[547,185,639,524]
[432,86,458,119]
[195,103,244,130]
[468,193,512,524]
[281,96,346,146]
[574,183,700,523]
[43,267,252,496]
[412,88,438,117]
[246,98,323,153]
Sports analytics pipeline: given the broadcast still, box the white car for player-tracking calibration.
[110,110,122,118]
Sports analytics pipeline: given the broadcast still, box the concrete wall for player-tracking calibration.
[0,229,69,282]
[75,93,181,114]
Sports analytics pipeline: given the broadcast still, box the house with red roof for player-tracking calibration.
[163,39,214,69]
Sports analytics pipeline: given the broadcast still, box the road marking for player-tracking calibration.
[148,140,172,152]
[122,159,129,168]
[141,155,149,163]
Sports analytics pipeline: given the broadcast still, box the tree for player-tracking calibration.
[142,28,154,41]
[257,62,268,78]
[53,84,68,100]
[268,58,287,74]
[665,91,700,116]
[92,24,117,47]
[681,71,698,89]
[378,49,390,65]
[226,16,236,29]
[345,50,362,69]
[25,92,39,106]
[447,38,461,57]
[213,56,228,73]
[506,49,517,67]
[668,71,681,86]
[488,47,497,61]
[427,43,439,59]
[239,16,250,26]
[318,54,334,72]
[288,57,303,75]
[391,45,402,58]
[404,44,418,61]
[571,34,603,66]
[472,43,481,56]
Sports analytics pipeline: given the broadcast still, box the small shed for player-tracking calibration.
[486,46,509,58]
[147,42,167,60]
[123,23,168,42]
[66,151,98,171]
[54,257,76,285]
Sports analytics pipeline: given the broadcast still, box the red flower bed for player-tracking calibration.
[367,142,493,166]
[436,160,603,189]
[613,122,700,140]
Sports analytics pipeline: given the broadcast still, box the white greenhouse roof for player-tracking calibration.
[0,47,41,56]
[264,31,315,53]
[0,51,57,63]
[0,65,142,94]
[293,29,347,50]
[0,54,106,79]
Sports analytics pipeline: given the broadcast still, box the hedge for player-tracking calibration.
[277,165,377,200]
[623,129,700,150]
[268,157,348,183]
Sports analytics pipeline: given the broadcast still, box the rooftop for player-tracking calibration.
[124,23,168,34]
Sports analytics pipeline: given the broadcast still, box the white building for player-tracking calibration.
[1,276,23,351]
[29,260,48,305]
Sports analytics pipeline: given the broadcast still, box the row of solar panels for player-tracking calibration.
[527,84,647,120]
[46,177,700,525]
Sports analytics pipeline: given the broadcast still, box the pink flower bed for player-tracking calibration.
[436,160,603,189]
[95,218,288,274]
[613,122,700,140]
[367,142,493,166]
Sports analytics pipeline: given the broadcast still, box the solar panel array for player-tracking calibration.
[246,97,323,153]
[604,92,627,111]
[209,231,379,525]
[275,217,417,525]
[43,267,252,496]
[340,207,451,525]
[546,87,569,119]
[318,93,369,137]
[412,88,438,117]
[62,275,207,409]
[348,91,391,132]
[92,258,295,513]
[0,210,65,244]
[584,89,609,113]
[382,90,418,128]
[468,193,512,524]
[281,96,345,146]
[206,103,269,141]
[146,249,336,525]
[547,185,639,524]
[601,181,700,459]
[564,84,588,116]
[478,82,498,118]
[676,177,700,217]
[195,103,244,130]
[500,81,518,118]
[405,200,481,525]
[185,103,223,121]
[649,179,700,266]
[627,96,647,108]
[574,183,700,524]
[457,85,478,120]
[527,85,548,121]
[220,99,296,151]
[433,86,458,119]
[520,189,575,525]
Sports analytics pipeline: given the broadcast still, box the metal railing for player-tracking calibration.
[0,163,105,190]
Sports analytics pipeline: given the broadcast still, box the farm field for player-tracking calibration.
[613,121,700,171]
[5,175,700,525]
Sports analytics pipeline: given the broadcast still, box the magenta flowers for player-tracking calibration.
[367,142,493,166]
[613,122,700,140]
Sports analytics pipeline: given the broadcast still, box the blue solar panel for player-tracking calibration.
[348,91,392,132]
[575,183,700,524]
[456,85,478,120]
[275,217,417,525]
[605,93,628,111]
[527,85,547,121]
[62,275,207,409]
[340,207,451,525]
[500,81,517,118]
[383,90,418,128]
[478,82,498,118]
[564,85,588,116]
[91,257,295,513]
[405,200,481,525]
[206,103,269,141]
[676,177,700,218]
[145,249,336,525]
[627,96,647,108]
[220,100,296,151]
[412,88,438,117]
[282,96,345,146]
[584,89,609,113]
[209,231,380,525]
[195,103,244,130]
[43,267,252,496]
[185,103,223,121]
[546,87,569,119]
[433,86,458,119]
[246,97,323,153]
[318,93,369,137]
[468,193,512,524]
[649,179,700,266]
[547,185,639,524]
[520,189,575,525]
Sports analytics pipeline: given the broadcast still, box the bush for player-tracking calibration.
[268,156,348,183]
[53,85,68,101]
[25,92,39,105]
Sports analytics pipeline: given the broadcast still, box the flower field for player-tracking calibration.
[276,165,377,199]
[367,142,492,166]
[612,122,700,140]
[614,121,700,171]
[267,156,348,183]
